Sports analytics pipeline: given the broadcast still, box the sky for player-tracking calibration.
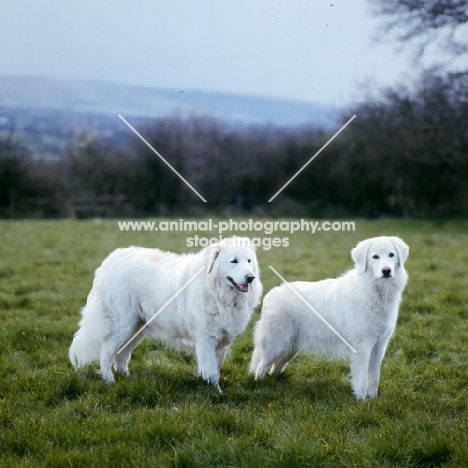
[0,0,433,106]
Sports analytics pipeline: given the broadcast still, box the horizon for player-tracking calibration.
[0,1,441,108]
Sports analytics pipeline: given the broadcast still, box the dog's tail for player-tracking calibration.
[69,288,106,369]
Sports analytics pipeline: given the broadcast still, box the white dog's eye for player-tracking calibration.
[230,259,238,264]
[248,259,251,263]
[372,255,379,259]
[389,253,394,257]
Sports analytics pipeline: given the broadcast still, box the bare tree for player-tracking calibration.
[373,0,468,59]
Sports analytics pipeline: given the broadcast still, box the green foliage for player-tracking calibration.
[0,219,467,467]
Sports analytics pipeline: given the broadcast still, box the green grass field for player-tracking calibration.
[0,219,467,467]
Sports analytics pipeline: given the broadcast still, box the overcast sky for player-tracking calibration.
[1,1,431,106]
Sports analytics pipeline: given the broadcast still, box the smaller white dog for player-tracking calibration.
[250,236,409,400]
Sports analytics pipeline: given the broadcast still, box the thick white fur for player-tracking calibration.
[250,236,409,400]
[69,237,262,390]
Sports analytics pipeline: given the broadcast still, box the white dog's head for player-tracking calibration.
[351,236,409,279]
[204,237,261,295]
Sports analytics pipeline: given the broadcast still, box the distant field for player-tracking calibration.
[0,219,467,467]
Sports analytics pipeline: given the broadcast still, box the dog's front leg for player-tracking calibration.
[216,343,231,371]
[350,346,373,400]
[195,335,222,392]
[367,334,392,399]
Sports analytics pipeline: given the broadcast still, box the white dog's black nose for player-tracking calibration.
[246,274,255,284]
[381,267,392,277]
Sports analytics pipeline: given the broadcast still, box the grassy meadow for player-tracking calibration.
[0,219,467,467]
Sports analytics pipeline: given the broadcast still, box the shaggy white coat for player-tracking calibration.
[250,236,409,400]
[69,237,262,390]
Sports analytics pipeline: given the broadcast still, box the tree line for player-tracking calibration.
[2,0,468,218]
[1,70,467,218]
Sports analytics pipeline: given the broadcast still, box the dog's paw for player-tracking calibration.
[195,371,222,392]
[96,369,115,383]
[206,377,222,393]
[114,367,130,377]
[354,391,367,401]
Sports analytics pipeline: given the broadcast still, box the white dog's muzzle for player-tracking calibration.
[381,266,393,278]
[228,274,255,293]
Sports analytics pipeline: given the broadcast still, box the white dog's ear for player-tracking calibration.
[351,240,369,273]
[389,237,409,266]
[204,243,221,275]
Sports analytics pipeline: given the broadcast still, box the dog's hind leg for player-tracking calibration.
[251,315,298,379]
[114,331,145,376]
[99,340,121,383]
[250,331,280,379]
[252,340,298,378]
[252,357,270,380]
[249,341,265,377]
[269,349,300,375]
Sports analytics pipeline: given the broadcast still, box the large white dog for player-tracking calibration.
[250,236,409,400]
[69,237,262,390]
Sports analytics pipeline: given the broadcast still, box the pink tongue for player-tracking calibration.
[238,283,249,293]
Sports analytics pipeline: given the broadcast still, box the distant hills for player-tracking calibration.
[0,75,339,158]
[0,75,337,128]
